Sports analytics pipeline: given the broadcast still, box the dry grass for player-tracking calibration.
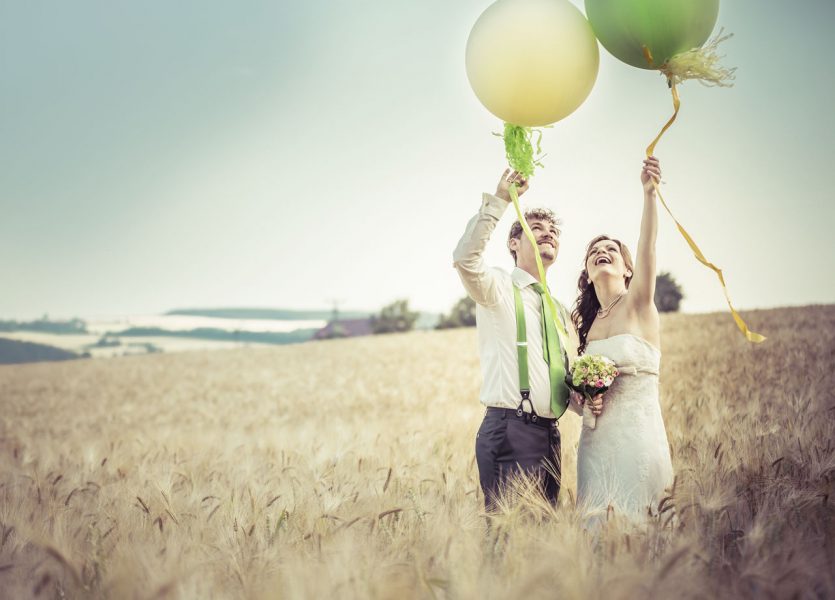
[1,305,833,599]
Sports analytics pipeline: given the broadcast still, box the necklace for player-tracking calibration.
[597,291,626,319]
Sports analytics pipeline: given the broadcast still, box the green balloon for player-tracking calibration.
[584,0,719,69]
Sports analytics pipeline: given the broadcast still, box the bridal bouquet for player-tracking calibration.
[566,354,619,430]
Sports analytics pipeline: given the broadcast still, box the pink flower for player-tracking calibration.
[595,380,604,388]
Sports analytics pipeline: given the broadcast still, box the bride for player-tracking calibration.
[571,156,674,526]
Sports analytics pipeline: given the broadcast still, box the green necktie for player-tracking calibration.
[531,283,569,418]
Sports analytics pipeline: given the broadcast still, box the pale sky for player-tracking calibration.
[2,0,834,320]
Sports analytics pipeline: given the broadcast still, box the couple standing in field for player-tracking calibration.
[453,157,674,526]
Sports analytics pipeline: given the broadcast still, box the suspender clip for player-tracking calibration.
[517,389,532,418]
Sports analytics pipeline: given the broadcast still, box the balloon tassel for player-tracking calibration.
[496,123,549,179]
[664,29,736,88]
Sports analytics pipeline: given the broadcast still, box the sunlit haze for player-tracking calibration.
[2,0,833,320]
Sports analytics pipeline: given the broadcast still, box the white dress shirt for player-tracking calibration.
[453,192,581,418]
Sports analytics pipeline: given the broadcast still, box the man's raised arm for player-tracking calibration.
[452,169,529,306]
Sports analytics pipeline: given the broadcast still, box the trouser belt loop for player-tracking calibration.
[487,407,554,428]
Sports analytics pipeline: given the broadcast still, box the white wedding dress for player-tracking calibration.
[576,334,674,527]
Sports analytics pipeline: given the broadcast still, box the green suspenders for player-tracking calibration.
[513,283,571,421]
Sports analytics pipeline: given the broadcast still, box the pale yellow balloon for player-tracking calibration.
[466,0,600,127]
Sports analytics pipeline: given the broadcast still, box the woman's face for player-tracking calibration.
[585,238,631,284]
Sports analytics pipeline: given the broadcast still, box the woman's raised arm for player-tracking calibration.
[629,156,661,309]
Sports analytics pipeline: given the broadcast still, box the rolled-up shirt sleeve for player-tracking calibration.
[452,193,509,307]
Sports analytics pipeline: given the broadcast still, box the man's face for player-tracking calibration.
[511,218,560,267]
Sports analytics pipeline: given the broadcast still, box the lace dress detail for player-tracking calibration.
[577,334,674,526]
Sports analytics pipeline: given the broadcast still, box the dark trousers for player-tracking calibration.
[475,407,561,512]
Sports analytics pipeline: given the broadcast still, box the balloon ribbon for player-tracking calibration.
[508,183,569,349]
[643,47,765,343]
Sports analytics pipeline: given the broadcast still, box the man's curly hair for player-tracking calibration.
[507,208,562,264]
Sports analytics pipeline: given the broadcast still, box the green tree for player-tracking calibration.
[371,299,419,334]
[654,272,684,312]
[436,296,477,329]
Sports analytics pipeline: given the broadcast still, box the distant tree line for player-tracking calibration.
[433,272,684,330]
[370,300,419,334]
[0,317,87,334]
[114,327,318,345]
[436,296,476,329]
[168,308,370,321]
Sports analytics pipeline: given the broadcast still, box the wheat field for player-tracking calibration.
[1,305,833,599]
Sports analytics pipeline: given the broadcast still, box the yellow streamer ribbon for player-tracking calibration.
[643,46,765,343]
[508,183,569,349]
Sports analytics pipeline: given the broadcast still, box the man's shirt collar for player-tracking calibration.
[512,267,539,290]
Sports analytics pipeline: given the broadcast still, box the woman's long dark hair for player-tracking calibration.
[571,235,635,354]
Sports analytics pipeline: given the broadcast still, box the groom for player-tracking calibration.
[453,168,602,512]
